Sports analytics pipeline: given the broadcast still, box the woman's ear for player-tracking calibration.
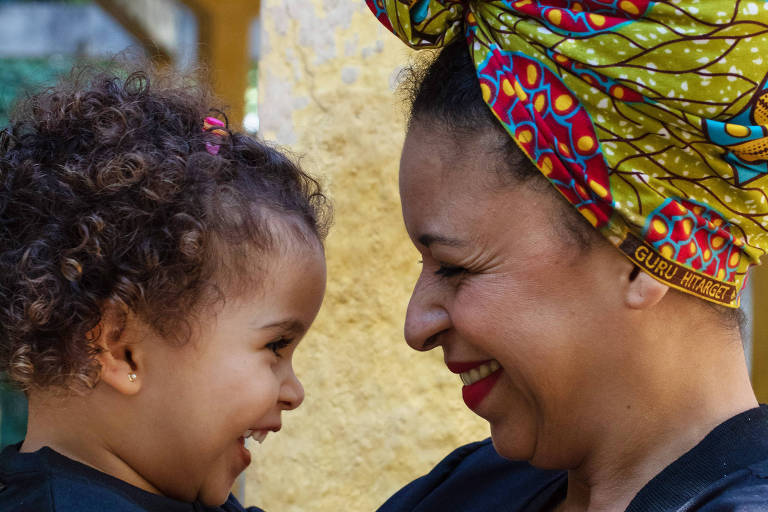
[93,302,142,396]
[625,266,670,310]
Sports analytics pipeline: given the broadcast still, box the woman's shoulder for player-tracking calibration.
[376,438,565,512]
[685,459,768,511]
[627,405,768,511]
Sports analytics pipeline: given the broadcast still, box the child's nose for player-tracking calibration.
[279,370,304,410]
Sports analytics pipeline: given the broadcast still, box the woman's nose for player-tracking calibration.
[279,368,305,411]
[404,274,451,351]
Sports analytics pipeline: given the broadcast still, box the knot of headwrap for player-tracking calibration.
[366,0,768,307]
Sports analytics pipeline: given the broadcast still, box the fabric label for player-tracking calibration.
[619,233,738,306]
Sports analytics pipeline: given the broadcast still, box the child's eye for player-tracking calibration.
[266,338,293,356]
[435,265,466,278]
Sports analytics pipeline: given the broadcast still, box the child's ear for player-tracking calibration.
[92,301,143,396]
[624,266,670,310]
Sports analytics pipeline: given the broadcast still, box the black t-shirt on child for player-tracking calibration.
[0,443,265,512]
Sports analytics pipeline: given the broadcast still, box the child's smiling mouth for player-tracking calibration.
[240,428,274,445]
[236,426,281,468]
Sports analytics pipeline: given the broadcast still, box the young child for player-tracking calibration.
[0,65,329,511]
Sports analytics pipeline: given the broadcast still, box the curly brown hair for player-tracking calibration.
[0,65,330,392]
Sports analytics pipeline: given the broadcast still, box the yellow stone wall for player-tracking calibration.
[250,1,488,510]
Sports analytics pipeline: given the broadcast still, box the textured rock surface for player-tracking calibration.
[252,1,488,510]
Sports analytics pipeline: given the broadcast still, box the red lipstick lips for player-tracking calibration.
[446,359,502,411]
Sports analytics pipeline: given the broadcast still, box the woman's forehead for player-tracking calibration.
[404,156,529,238]
[399,132,488,226]
[399,126,578,258]
[400,123,506,196]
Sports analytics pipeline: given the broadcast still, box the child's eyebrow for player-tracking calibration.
[255,318,306,334]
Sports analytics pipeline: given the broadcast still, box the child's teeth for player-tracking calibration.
[242,429,254,438]
[252,430,268,444]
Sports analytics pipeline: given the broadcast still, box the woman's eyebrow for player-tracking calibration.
[418,234,467,248]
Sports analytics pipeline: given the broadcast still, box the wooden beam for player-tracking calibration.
[751,265,768,402]
[180,0,260,127]
[93,0,175,66]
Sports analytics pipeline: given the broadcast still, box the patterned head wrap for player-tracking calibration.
[366,0,768,307]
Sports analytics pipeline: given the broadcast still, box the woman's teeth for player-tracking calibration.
[241,429,269,444]
[460,360,501,385]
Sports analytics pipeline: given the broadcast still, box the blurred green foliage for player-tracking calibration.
[0,54,77,448]
[0,0,91,3]
[0,383,26,450]
[0,56,76,126]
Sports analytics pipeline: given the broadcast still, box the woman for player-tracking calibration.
[367,1,768,510]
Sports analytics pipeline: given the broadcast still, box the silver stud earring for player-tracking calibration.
[128,373,137,383]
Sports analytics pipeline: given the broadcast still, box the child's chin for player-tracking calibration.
[197,481,236,507]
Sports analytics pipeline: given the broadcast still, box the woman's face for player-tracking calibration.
[399,121,632,466]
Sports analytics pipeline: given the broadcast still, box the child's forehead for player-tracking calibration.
[195,231,325,335]
[209,219,324,291]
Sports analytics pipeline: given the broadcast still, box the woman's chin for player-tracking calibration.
[489,420,538,462]
[491,424,579,470]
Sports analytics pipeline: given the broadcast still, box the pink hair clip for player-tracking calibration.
[203,116,227,155]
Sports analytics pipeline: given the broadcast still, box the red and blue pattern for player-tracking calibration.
[477,46,614,228]
[644,199,742,282]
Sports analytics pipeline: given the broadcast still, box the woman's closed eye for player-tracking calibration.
[435,264,467,278]
[266,337,293,357]
[417,259,468,278]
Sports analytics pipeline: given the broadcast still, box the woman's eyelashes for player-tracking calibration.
[418,259,467,278]
[266,337,293,357]
[434,264,467,278]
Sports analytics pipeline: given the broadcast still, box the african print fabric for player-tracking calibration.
[366,0,768,307]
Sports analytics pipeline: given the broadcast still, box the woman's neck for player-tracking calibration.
[555,330,757,512]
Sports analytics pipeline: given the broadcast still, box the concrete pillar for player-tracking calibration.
[182,0,260,126]
[253,1,487,510]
